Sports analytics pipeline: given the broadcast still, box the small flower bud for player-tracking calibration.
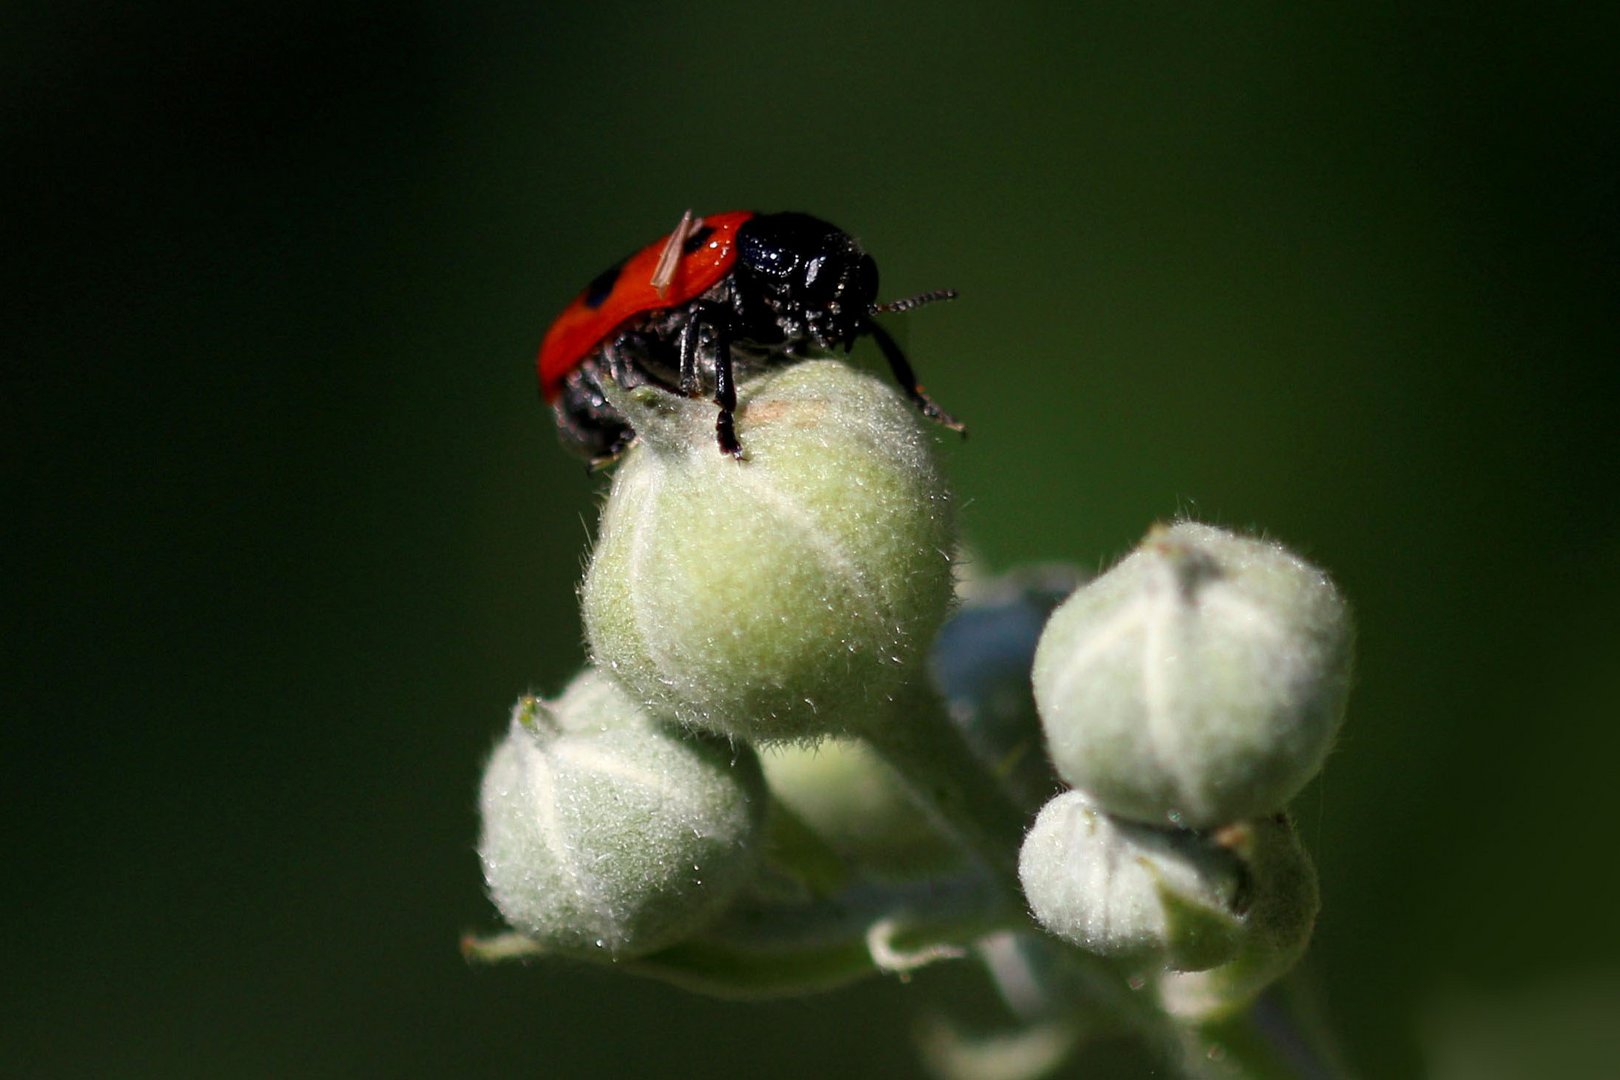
[582,360,957,744]
[1018,790,1246,973]
[761,737,961,880]
[477,668,766,960]
[1157,815,1320,1021]
[1032,522,1353,827]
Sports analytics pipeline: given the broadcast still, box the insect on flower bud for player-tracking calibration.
[1018,790,1247,973]
[477,668,766,960]
[1031,522,1353,827]
[582,360,958,744]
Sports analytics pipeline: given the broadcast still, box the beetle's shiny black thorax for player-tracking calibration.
[731,212,880,354]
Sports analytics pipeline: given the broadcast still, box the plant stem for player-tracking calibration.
[860,683,1034,895]
[623,871,1023,998]
[1169,975,1354,1080]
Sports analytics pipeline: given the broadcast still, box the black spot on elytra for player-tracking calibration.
[584,260,625,309]
[682,225,715,255]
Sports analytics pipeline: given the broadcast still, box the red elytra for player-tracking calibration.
[537,210,756,402]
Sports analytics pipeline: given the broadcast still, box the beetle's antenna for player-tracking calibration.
[650,209,700,297]
[869,288,959,315]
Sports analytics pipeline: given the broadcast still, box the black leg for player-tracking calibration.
[712,326,741,457]
[677,317,703,397]
[865,320,966,434]
[555,367,634,466]
[678,302,743,457]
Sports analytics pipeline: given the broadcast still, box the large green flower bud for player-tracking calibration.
[1032,522,1353,827]
[477,668,766,960]
[582,360,957,744]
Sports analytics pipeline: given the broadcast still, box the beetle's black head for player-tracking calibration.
[735,212,878,350]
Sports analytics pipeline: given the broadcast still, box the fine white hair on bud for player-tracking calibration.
[477,668,765,960]
[1018,790,1247,973]
[1032,521,1353,827]
[581,360,957,745]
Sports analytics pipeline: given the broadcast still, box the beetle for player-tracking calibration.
[537,210,963,464]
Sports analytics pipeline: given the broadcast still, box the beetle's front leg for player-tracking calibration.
[679,303,743,457]
[866,319,966,434]
[677,314,706,398]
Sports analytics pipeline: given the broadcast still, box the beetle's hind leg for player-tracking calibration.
[554,365,635,466]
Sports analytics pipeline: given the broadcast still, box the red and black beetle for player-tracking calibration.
[537,210,963,464]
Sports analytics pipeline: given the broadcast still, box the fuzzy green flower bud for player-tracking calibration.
[1018,790,1246,972]
[1032,522,1353,827]
[1157,815,1320,1021]
[761,737,961,880]
[477,668,766,960]
[582,360,957,744]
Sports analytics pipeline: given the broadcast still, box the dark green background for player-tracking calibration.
[7,4,1617,1077]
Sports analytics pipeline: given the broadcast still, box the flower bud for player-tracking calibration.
[582,360,957,744]
[1157,815,1320,1021]
[761,737,960,880]
[1018,790,1246,973]
[1032,522,1353,827]
[477,668,766,960]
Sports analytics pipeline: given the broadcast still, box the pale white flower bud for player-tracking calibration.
[477,668,765,960]
[1018,790,1246,972]
[1032,522,1353,827]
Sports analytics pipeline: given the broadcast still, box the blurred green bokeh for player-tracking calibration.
[7,4,1616,1077]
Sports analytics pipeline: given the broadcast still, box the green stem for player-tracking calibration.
[1176,1006,1341,1079]
[860,683,1034,895]
[623,871,1022,999]
[1172,975,1355,1080]
[465,869,1027,1000]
